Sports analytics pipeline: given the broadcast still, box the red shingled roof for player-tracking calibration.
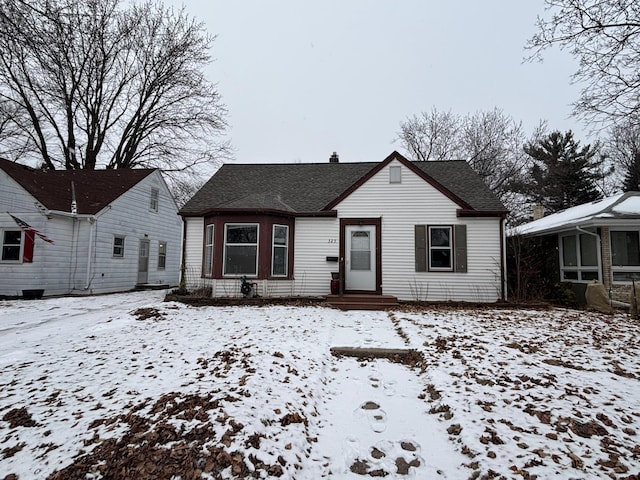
[0,158,155,215]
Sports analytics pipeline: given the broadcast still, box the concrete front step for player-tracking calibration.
[326,294,399,311]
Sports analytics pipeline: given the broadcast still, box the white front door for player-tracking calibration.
[345,225,376,291]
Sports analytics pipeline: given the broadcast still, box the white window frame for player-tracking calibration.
[204,224,214,277]
[610,229,640,283]
[149,188,159,212]
[113,235,125,257]
[1,229,23,262]
[223,223,259,277]
[428,226,453,271]
[158,241,167,269]
[272,224,289,277]
[559,232,600,283]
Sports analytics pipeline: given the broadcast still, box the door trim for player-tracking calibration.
[137,238,150,284]
[339,218,382,294]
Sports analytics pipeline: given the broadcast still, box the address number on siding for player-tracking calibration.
[328,238,337,244]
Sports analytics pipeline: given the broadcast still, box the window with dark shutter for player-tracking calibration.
[415,224,467,273]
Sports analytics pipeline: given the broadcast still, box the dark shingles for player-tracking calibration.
[180,157,506,215]
[415,161,506,211]
[0,158,155,215]
[181,162,375,214]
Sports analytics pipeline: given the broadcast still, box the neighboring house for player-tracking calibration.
[179,151,508,302]
[0,158,182,297]
[513,192,640,301]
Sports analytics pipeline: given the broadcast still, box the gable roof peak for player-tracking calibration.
[0,157,156,214]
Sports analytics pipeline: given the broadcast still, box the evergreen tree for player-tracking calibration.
[516,130,604,214]
[622,154,640,192]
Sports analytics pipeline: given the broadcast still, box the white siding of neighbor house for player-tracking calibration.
[330,159,503,302]
[0,170,182,297]
[0,170,60,296]
[85,171,182,295]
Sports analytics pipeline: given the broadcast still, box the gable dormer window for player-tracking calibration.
[150,188,159,212]
[389,165,401,184]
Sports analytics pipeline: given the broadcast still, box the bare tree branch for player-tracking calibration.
[526,0,640,125]
[0,0,228,176]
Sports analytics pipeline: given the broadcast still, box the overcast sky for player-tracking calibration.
[167,1,584,164]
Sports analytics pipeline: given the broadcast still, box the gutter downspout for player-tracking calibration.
[85,217,96,290]
[44,209,99,291]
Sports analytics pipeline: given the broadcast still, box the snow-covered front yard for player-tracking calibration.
[1,291,639,479]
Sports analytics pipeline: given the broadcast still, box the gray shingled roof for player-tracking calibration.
[180,154,506,215]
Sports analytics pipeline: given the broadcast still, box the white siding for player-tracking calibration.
[183,216,204,288]
[0,170,182,297]
[179,160,504,302]
[0,171,66,296]
[332,159,503,302]
[86,171,182,294]
[293,217,340,296]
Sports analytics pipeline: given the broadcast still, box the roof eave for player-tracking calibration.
[457,209,508,218]
[179,208,338,218]
[514,213,640,237]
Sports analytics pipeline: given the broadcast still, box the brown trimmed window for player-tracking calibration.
[204,225,214,276]
[224,224,259,276]
[272,224,288,276]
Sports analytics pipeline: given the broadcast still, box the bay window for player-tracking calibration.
[272,225,288,276]
[224,224,258,276]
[204,225,214,276]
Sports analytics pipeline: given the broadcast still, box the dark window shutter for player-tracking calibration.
[415,225,427,272]
[454,224,467,273]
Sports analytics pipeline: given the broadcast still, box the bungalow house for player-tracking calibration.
[0,158,182,297]
[179,151,508,302]
[513,192,640,302]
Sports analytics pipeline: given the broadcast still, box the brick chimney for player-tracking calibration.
[329,152,339,163]
[533,204,545,220]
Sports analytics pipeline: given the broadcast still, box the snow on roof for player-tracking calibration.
[612,195,640,215]
[511,192,640,236]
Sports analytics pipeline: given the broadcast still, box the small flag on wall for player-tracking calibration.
[9,214,54,244]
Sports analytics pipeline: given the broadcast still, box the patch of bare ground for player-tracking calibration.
[47,391,289,480]
[2,407,37,428]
